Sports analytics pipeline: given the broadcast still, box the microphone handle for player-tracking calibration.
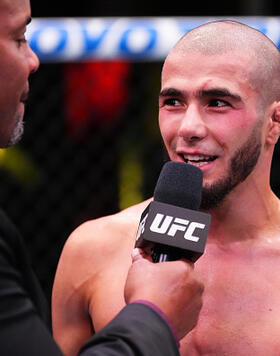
[156,253,170,262]
[152,244,187,263]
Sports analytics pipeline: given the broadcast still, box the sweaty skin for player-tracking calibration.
[52,198,280,356]
[52,21,280,356]
[52,200,153,356]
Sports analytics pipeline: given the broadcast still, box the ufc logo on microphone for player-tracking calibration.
[136,213,148,241]
[149,213,206,242]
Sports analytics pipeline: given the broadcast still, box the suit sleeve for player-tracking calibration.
[79,303,180,356]
[0,222,64,356]
[0,209,180,356]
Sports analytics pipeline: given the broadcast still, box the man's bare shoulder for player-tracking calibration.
[70,198,151,248]
[52,198,152,337]
[55,198,152,277]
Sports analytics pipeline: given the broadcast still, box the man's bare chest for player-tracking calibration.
[179,248,280,355]
[91,242,280,355]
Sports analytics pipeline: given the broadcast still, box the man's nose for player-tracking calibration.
[28,45,40,74]
[178,104,208,143]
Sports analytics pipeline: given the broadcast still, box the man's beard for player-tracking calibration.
[7,118,24,147]
[200,124,262,210]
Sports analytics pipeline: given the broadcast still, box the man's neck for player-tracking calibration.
[203,180,280,246]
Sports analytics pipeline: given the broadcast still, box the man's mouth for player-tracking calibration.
[20,91,29,104]
[181,154,218,167]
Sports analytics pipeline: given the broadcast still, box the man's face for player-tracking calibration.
[158,50,265,209]
[0,0,39,147]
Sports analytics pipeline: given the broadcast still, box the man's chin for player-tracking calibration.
[200,179,232,210]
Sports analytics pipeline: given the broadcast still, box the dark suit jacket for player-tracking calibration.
[0,209,179,356]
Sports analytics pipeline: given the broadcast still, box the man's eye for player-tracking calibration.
[16,36,27,48]
[164,98,181,106]
[209,99,229,107]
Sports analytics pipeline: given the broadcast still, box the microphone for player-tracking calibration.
[135,162,211,262]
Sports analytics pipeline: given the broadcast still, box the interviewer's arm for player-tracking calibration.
[79,303,180,356]
[0,217,64,356]
[0,232,179,356]
[0,205,203,356]
[125,248,204,340]
[80,249,204,356]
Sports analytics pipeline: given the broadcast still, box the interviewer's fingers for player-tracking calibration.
[131,247,153,262]
[179,258,194,269]
[131,248,144,261]
[125,254,204,339]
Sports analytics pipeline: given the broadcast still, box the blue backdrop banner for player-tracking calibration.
[27,17,280,61]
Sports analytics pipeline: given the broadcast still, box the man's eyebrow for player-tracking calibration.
[159,88,184,98]
[16,16,32,32]
[20,16,32,29]
[198,88,241,101]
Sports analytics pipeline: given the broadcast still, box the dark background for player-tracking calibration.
[31,0,280,17]
[2,1,280,304]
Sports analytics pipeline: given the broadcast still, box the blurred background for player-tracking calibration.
[2,1,280,303]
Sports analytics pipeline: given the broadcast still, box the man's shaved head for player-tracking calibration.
[168,20,280,106]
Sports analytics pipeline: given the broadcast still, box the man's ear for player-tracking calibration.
[273,102,280,123]
[266,101,280,145]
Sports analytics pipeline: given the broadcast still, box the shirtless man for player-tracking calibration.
[52,20,280,355]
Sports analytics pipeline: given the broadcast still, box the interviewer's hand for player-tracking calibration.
[124,248,204,340]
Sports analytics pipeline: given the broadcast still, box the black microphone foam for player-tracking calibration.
[135,161,210,262]
[154,161,203,209]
